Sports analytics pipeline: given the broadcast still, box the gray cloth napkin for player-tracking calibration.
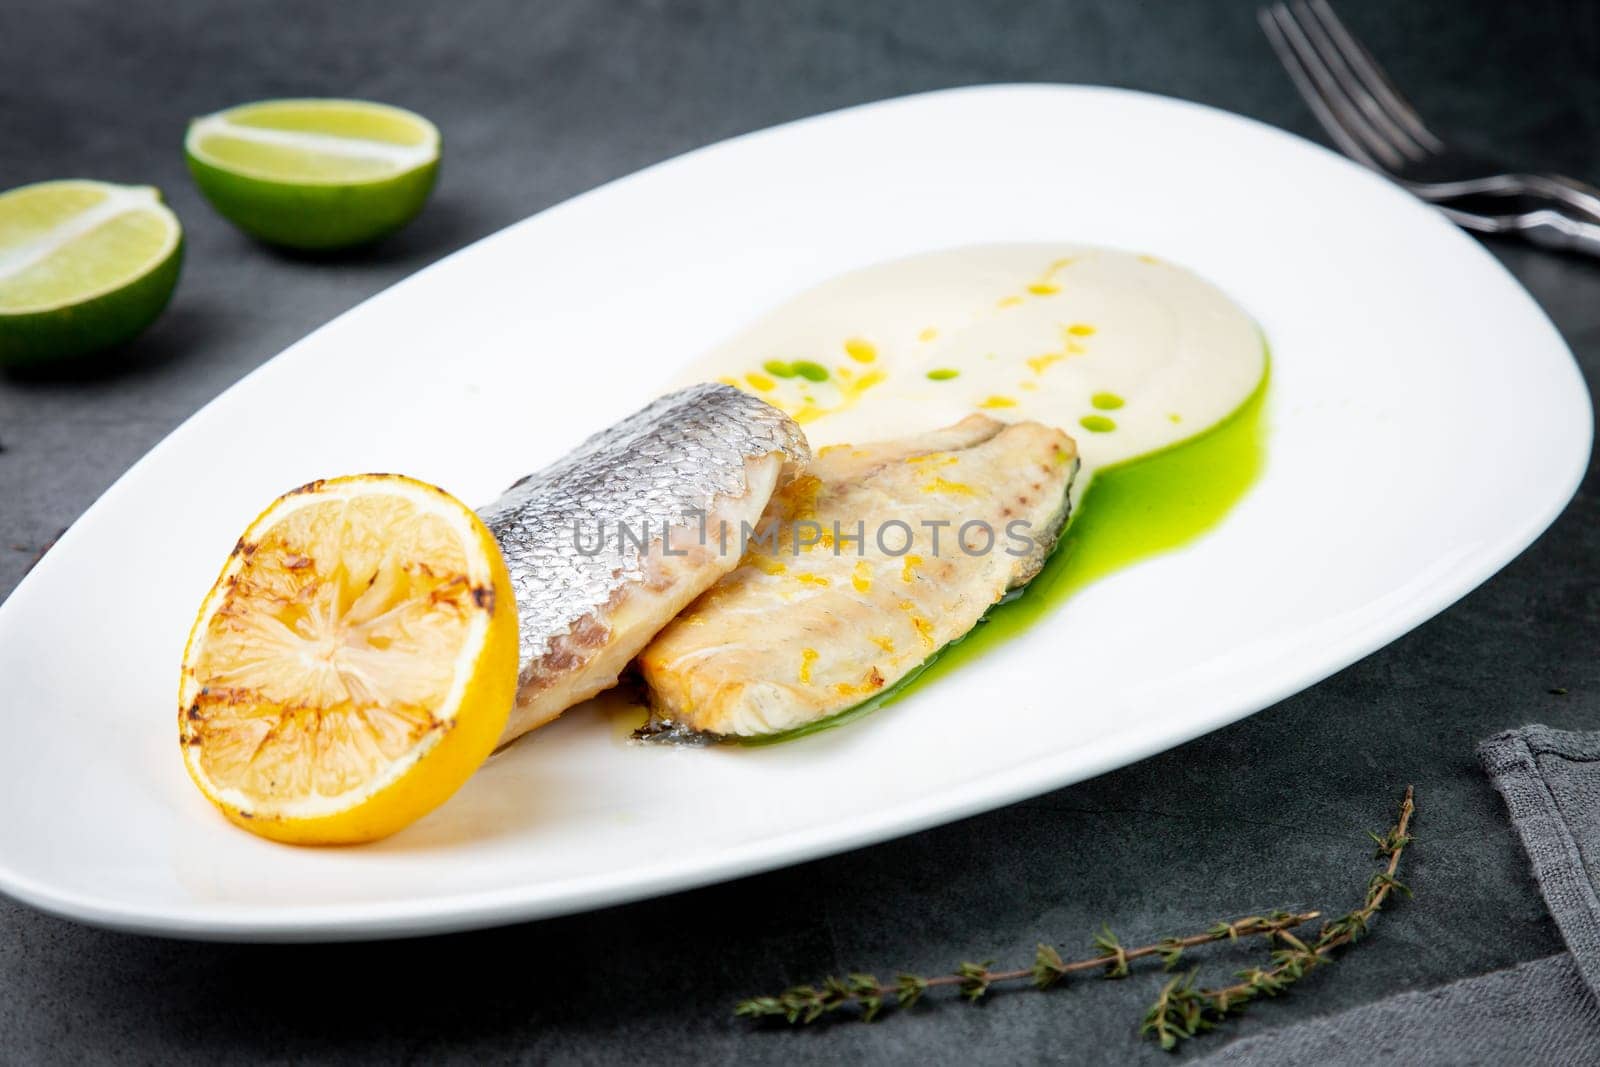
[1197,725,1600,1065]
[1197,952,1600,1065]
[1481,725,1600,995]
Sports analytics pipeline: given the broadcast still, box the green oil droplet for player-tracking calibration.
[742,347,1271,746]
[927,368,960,381]
[1091,392,1124,410]
[793,360,830,382]
[763,360,796,379]
[1079,414,1117,433]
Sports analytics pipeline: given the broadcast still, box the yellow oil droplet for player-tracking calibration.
[1066,341,1088,355]
[1026,352,1063,375]
[997,295,1024,309]
[978,395,1018,409]
[745,372,775,391]
[777,474,822,523]
[1139,254,1162,265]
[1027,282,1060,296]
[1019,381,1038,392]
[923,476,977,497]
[852,370,886,393]
[752,557,788,576]
[1067,323,1096,337]
[917,327,939,342]
[799,648,818,684]
[717,375,741,388]
[901,555,924,583]
[906,452,957,466]
[852,560,872,593]
[1080,414,1117,433]
[898,602,935,647]
[870,635,895,654]
[844,337,877,363]
[796,573,831,586]
[1169,412,1183,423]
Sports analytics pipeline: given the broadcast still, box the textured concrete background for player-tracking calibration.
[2,1,1597,1062]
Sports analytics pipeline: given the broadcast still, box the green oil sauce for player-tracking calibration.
[739,354,1270,746]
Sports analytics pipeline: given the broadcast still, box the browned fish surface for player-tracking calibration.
[638,415,1079,738]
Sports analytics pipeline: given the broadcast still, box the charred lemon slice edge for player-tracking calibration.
[179,474,517,845]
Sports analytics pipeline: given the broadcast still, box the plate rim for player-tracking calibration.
[0,82,1590,941]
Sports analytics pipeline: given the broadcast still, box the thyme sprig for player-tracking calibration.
[736,786,1415,1051]
[735,910,1320,1025]
[1142,784,1415,1050]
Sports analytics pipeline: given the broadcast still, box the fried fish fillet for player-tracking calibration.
[638,414,1079,738]
[479,383,808,744]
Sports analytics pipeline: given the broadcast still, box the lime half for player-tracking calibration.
[0,180,183,369]
[185,99,440,250]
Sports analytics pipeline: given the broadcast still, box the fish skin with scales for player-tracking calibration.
[478,383,809,745]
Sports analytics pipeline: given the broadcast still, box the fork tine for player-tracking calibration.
[1257,5,1373,165]
[1259,4,1405,172]
[1291,1,1431,163]
[1307,0,1447,154]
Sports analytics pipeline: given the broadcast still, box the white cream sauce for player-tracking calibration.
[678,244,1264,480]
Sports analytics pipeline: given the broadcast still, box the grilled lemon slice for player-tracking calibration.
[179,474,517,845]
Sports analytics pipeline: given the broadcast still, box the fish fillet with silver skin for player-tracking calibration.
[478,383,808,745]
[638,414,1079,739]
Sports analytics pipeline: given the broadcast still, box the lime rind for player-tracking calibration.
[184,98,441,250]
[185,152,439,250]
[0,238,182,369]
[0,182,179,314]
[0,179,183,368]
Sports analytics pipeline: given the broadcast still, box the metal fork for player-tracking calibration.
[1260,0,1600,256]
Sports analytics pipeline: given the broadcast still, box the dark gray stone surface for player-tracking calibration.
[1,1,1596,1062]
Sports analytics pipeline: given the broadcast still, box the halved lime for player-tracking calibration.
[0,180,183,369]
[185,99,441,250]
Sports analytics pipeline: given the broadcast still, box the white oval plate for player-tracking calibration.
[0,86,1589,941]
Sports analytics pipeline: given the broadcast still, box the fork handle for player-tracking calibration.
[1529,174,1600,226]
[1441,204,1600,259]
[1512,209,1600,259]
